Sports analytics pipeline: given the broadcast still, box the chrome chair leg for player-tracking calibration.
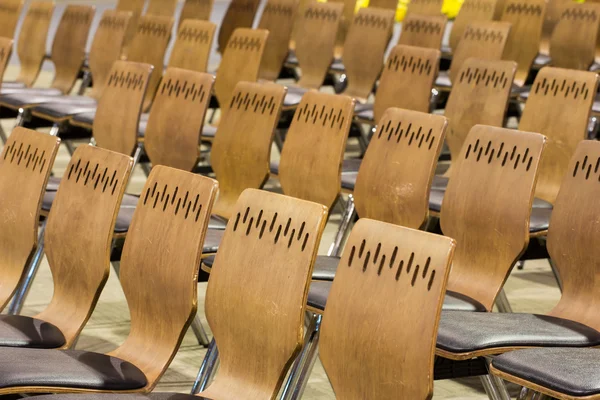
[495,289,513,313]
[48,123,61,137]
[327,195,355,257]
[131,142,143,171]
[0,122,7,144]
[78,70,92,96]
[518,387,533,400]
[483,356,511,400]
[191,312,210,347]
[8,220,47,315]
[191,338,220,394]
[531,392,548,400]
[64,140,77,156]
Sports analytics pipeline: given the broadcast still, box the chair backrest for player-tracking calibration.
[398,13,447,50]
[87,10,133,100]
[406,0,443,15]
[448,21,511,83]
[93,61,153,156]
[127,15,175,112]
[500,0,547,87]
[257,0,299,82]
[441,125,546,311]
[167,19,216,73]
[320,219,455,399]
[540,0,571,55]
[202,189,327,400]
[549,3,600,70]
[49,5,95,94]
[547,140,600,331]
[15,1,55,87]
[144,68,214,171]
[108,166,218,390]
[279,92,355,210]
[214,28,269,113]
[449,0,498,51]
[217,0,261,53]
[294,2,344,89]
[330,0,357,58]
[36,145,133,348]
[354,108,448,228]
[146,0,178,17]
[211,82,286,219]
[445,59,517,171]
[0,0,24,39]
[369,0,398,10]
[116,0,145,57]
[373,44,440,122]
[342,7,395,102]
[179,0,214,28]
[0,128,59,312]
[0,37,13,86]
[519,67,598,204]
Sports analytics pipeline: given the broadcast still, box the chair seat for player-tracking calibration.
[135,113,149,136]
[285,52,298,67]
[201,124,217,139]
[355,104,373,122]
[311,255,340,280]
[0,87,62,97]
[46,176,62,191]
[1,81,27,89]
[443,291,487,312]
[0,89,67,108]
[0,348,147,390]
[342,158,361,173]
[270,161,279,175]
[71,111,96,127]
[283,87,306,108]
[0,315,65,349]
[492,348,600,398]
[31,393,207,400]
[341,172,356,191]
[533,53,551,68]
[330,59,345,73]
[32,97,97,120]
[435,71,451,88]
[203,228,223,253]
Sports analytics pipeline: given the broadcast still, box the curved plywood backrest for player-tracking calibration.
[94,61,153,156]
[202,189,328,400]
[547,141,600,332]
[257,0,299,82]
[127,15,175,112]
[354,108,447,228]
[49,5,95,94]
[406,0,443,15]
[15,1,55,87]
[500,0,547,87]
[342,7,395,102]
[549,3,600,70]
[0,128,59,312]
[168,19,216,73]
[369,0,397,9]
[144,68,214,171]
[448,21,511,83]
[217,0,260,53]
[0,37,13,86]
[109,167,218,390]
[214,28,268,112]
[87,10,133,100]
[146,0,178,17]
[540,0,570,55]
[38,145,133,348]
[295,2,344,89]
[330,0,358,58]
[441,126,546,311]
[374,45,440,123]
[398,13,447,50]
[116,0,145,57]
[320,219,455,399]
[279,92,354,210]
[179,0,214,29]
[445,59,516,173]
[211,82,287,219]
[0,0,24,39]
[449,0,498,51]
[519,67,598,204]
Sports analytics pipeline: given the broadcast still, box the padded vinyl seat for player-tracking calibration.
[354,103,373,122]
[285,52,298,67]
[330,59,345,73]
[31,97,97,120]
[71,111,96,127]
[0,89,69,109]
[435,71,451,89]
[0,87,62,97]
[1,81,27,89]
[0,315,65,348]
[493,348,600,397]
[533,53,551,68]
[0,348,146,390]
[283,86,307,108]
[46,176,62,191]
[437,311,600,354]
[32,393,208,400]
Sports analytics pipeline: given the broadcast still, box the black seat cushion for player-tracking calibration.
[270,161,279,175]
[342,158,361,173]
[330,59,345,73]
[32,393,209,400]
[354,103,374,122]
[311,256,340,280]
[0,315,65,348]
[1,81,27,89]
[443,291,487,312]
[285,52,298,66]
[0,348,147,390]
[71,111,96,127]
[283,88,306,108]
[0,87,62,97]
[437,312,600,354]
[46,176,62,191]
[435,71,452,88]
[0,89,68,108]
[201,124,217,139]
[533,53,551,68]
[203,228,224,253]
[493,348,600,397]
[341,172,356,191]
[428,189,444,213]
[29,97,97,120]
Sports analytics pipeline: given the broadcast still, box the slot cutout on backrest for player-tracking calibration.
[217,0,261,53]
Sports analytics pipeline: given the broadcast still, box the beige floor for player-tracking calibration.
[1,68,562,399]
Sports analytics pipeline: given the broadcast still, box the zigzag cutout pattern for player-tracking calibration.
[0,4,19,12]
[229,0,256,12]
[463,26,506,43]
[295,103,346,129]
[227,35,263,51]
[106,70,146,91]
[572,155,600,180]
[262,3,294,17]
[142,182,205,221]
[348,239,437,290]
[376,119,436,149]
[62,10,92,24]
[464,139,534,171]
[354,13,391,29]
[504,3,544,16]
[232,207,310,251]
[457,67,510,89]
[402,19,443,34]
[28,8,53,19]
[533,78,590,100]
[304,7,340,21]
[137,21,170,37]
[178,26,211,43]
[229,90,278,114]
[561,7,598,21]
[387,54,434,75]
[460,0,494,12]
[66,158,121,195]
[99,16,129,30]
[2,140,48,173]
[160,79,207,102]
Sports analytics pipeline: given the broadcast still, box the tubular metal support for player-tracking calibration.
[517,387,533,400]
[483,356,511,400]
[480,374,501,400]
[0,122,7,144]
[191,338,220,394]
[48,123,61,137]
[495,289,513,313]
[78,70,92,96]
[131,142,144,171]
[191,313,210,347]
[328,195,355,257]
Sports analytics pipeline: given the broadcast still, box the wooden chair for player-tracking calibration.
[145,0,178,17]
[179,0,214,28]
[398,13,447,50]
[500,0,547,87]
[116,0,145,57]
[369,0,398,10]
[168,19,217,73]
[0,37,13,87]
[406,0,443,15]
[330,0,358,58]
[448,0,498,52]
[257,0,299,82]
[320,219,456,399]
[539,0,571,58]
[355,44,441,125]
[519,67,599,204]
[0,0,23,39]
[0,165,219,394]
[217,0,261,53]
[0,128,60,312]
